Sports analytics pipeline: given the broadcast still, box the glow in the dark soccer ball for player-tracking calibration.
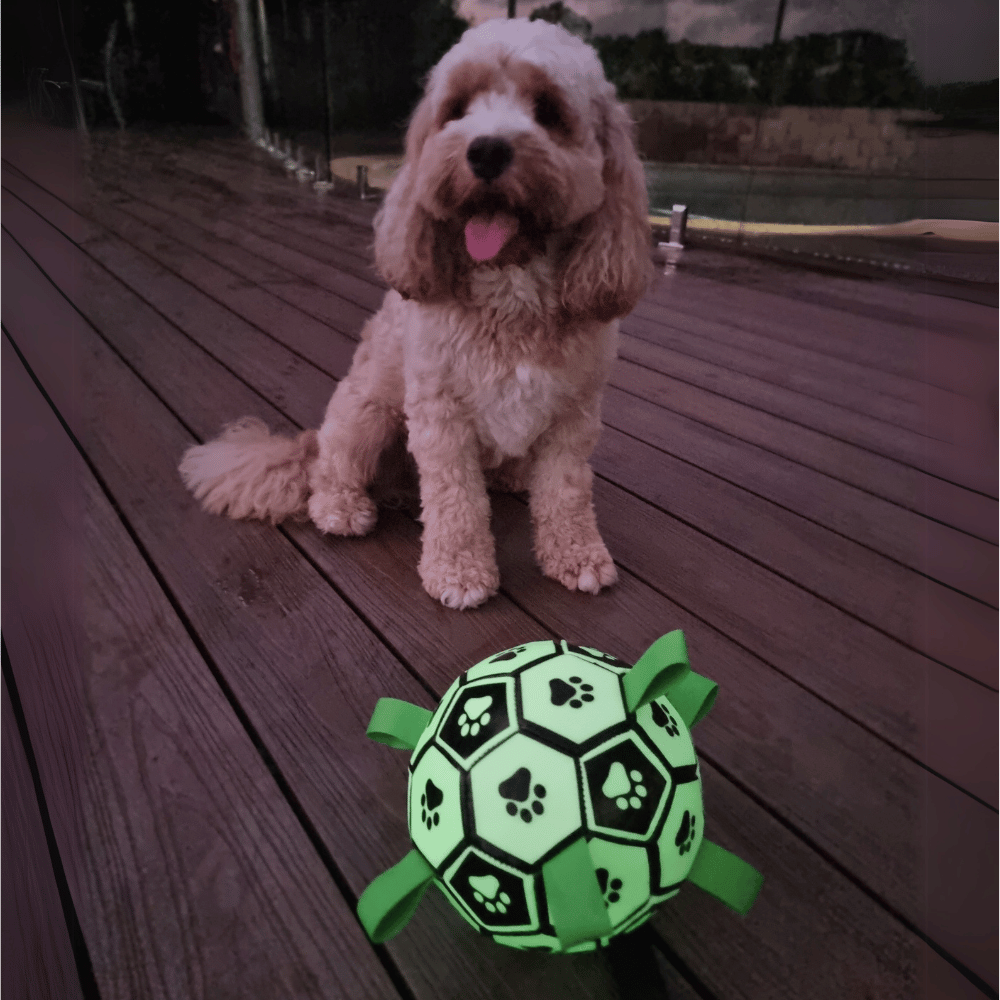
[357,633,763,953]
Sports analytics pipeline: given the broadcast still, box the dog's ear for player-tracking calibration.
[559,92,652,322]
[373,94,452,301]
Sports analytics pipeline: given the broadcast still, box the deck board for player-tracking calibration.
[2,121,996,999]
[2,674,85,1000]
[593,425,997,680]
[0,329,402,999]
[600,386,998,596]
[1,223,632,1000]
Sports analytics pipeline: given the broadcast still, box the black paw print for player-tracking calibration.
[498,767,546,823]
[420,778,444,830]
[549,676,594,709]
[490,645,527,663]
[595,868,623,907]
[675,810,696,855]
[651,700,680,737]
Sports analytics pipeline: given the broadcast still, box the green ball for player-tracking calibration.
[406,640,704,953]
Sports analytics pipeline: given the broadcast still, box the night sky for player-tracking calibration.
[457,0,999,84]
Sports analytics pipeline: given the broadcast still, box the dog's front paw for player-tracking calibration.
[419,551,500,610]
[538,540,618,595]
[309,488,378,536]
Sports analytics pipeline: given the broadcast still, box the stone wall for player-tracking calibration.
[627,101,997,178]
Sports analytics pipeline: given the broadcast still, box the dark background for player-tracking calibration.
[3,0,996,134]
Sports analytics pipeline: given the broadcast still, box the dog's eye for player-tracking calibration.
[442,97,466,124]
[533,92,564,131]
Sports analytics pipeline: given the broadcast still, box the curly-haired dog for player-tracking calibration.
[180,18,651,609]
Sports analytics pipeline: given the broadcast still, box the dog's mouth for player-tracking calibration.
[455,190,549,263]
[463,211,519,262]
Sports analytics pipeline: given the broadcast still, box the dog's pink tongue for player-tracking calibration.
[464,213,517,262]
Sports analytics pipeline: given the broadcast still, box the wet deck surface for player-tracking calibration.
[2,120,997,1000]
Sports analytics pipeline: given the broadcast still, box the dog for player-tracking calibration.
[180,18,652,610]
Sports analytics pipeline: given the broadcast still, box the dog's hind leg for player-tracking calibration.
[308,316,404,536]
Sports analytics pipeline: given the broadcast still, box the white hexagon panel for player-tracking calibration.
[582,733,672,842]
[465,640,560,681]
[655,778,703,894]
[520,653,626,745]
[587,838,651,930]
[469,733,581,865]
[436,677,517,768]
[408,746,464,869]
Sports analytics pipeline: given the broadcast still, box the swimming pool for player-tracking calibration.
[644,162,997,225]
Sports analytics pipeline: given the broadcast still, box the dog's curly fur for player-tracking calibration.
[180,18,651,609]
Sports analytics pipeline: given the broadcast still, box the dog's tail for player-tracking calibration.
[179,417,318,524]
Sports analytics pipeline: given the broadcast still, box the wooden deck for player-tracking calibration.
[2,119,997,1000]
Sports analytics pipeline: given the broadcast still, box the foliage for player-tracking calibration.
[920,78,999,131]
[591,28,928,109]
[412,0,470,81]
[528,1,592,40]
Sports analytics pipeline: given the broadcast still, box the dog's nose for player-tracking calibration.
[466,136,514,182]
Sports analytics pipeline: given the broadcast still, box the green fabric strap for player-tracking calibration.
[366,698,433,751]
[686,839,764,916]
[662,670,718,729]
[357,849,435,943]
[541,837,613,949]
[623,631,691,713]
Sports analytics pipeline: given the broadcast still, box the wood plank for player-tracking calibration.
[9,164,996,790]
[10,181,995,791]
[119,131,384,231]
[592,425,997,684]
[656,762,994,1000]
[71,190,1000,686]
[86,149,388,305]
[10,166,993,612]
[12,197,996,992]
[2,165,371,362]
[1,334,401,1000]
[82,173,999,535]
[648,264,998,400]
[1,218,628,1000]
[90,158,999,502]
[600,387,998,601]
[489,493,998,993]
[104,193,374,343]
[12,214,987,1000]
[628,295,994,436]
[2,673,86,1000]
[604,375,996,542]
[621,314,931,434]
[661,244,999,349]
[617,323,997,494]
[5,133,992,992]
[593,473,997,803]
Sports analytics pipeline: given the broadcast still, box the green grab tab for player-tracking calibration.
[685,839,763,916]
[366,698,433,751]
[624,631,691,713]
[357,849,436,943]
[541,837,613,949]
[663,670,718,729]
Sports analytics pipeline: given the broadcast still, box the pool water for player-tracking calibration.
[645,163,997,225]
